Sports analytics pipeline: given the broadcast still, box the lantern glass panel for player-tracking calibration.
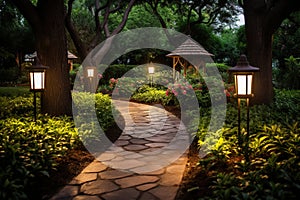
[30,71,45,90]
[87,68,94,78]
[148,66,155,74]
[235,74,252,95]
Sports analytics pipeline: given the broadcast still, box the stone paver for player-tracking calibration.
[81,180,119,195]
[50,100,188,200]
[115,176,159,188]
[69,173,98,185]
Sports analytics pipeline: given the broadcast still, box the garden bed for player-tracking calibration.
[36,120,123,200]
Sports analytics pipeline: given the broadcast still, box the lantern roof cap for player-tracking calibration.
[28,58,49,71]
[229,55,259,72]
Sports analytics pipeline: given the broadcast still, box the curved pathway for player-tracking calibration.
[51,100,188,200]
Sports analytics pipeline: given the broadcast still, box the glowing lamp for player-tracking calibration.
[29,64,48,91]
[148,63,155,74]
[87,67,95,78]
[229,55,259,98]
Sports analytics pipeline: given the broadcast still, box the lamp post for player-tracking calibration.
[85,66,97,92]
[29,62,48,122]
[148,63,155,87]
[229,55,259,162]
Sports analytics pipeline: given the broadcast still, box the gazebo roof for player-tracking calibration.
[166,38,213,57]
[68,51,78,59]
[25,51,78,60]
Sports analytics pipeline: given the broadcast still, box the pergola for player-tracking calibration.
[166,38,213,79]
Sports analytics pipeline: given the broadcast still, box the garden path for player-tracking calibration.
[51,100,189,200]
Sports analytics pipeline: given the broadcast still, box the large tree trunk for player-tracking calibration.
[244,6,273,104]
[35,0,72,116]
[243,0,300,105]
[11,0,72,116]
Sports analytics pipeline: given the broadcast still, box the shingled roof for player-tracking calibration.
[166,38,213,57]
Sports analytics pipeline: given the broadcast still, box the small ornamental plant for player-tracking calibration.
[109,78,118,89]
[166,80,194,97]
[224,84,235,98]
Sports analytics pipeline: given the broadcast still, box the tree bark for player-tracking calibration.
[244,4,273,104]
[37,0,72,116]
[243,0,300,105]
[11,0,72,116]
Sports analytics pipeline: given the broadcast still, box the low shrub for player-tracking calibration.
[195,89,300,199]
[0,92,119,199]
[0,95,34,119]
[0,115,79,200]
[131,85,173,106]
[72,92,116,132]
[99,64,137,85]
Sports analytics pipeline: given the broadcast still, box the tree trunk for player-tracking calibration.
[243,0,300,105]
[244,7,273,105]
[35,0,72,116]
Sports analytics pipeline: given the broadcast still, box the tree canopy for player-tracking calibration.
[2,0,300,115]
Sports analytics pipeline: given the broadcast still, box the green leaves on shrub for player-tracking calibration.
[197,89,300,200]
[72,92,116,132]
[131,85,173,106]
[0,92,119,199]
[0,115,79,200]
[0,95,34,119]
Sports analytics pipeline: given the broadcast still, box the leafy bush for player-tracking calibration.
[0,95,34,119]
[99,64,136,85]
[72,92,120,147]
[0,92,119,199]
[195,89,300,199]
[274,56,300,89]
[206,63,231,83]
[131,85,173,106]
[0,66,19,86]
[0,115,79,200]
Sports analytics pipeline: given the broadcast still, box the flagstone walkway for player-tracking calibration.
[51,100,189,200]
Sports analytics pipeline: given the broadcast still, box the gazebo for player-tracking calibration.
[166,38,213,79]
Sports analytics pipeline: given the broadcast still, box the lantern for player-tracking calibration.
[148,63,155,86]
[229,55,259,98]
[85,66,97,92]
[28,60,48,122]
[86,67,95,78]
[29,65,48,91]
[148,65,155,74]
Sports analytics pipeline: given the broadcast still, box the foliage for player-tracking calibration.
[214,29,241,66]
[0,115,79,200]
[273,56,300,89]
[98,64,136,85]
[273,12,300,70]
[131,85,173,106]
[0,95,34,119]
[194,89,300,199]
[0,65,19,85]
[206,63,231,82]
[0,92,118,199]
[72,92,117,132]
[0,86,30,97]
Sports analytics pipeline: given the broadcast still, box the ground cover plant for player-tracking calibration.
[177,89,300,200]
[0,88,119,199]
